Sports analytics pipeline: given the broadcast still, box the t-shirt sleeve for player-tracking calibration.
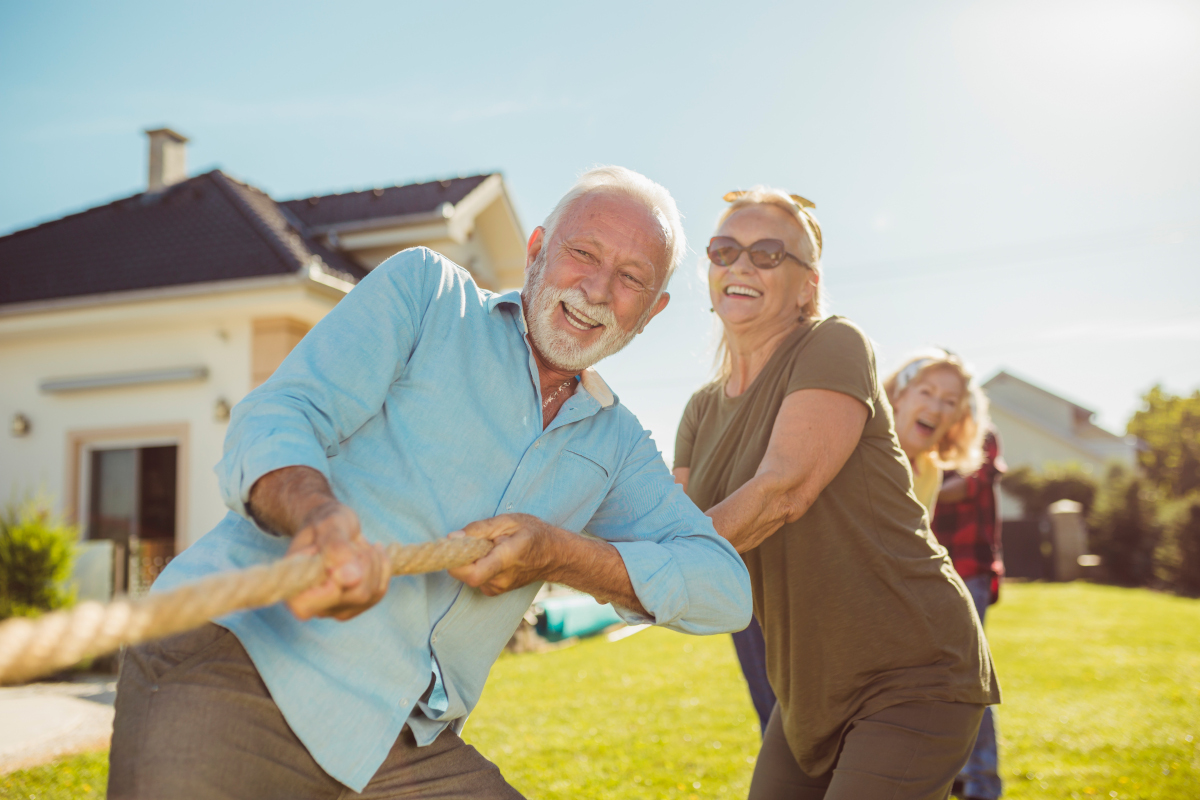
[784,317,878,418]
[673,393,702,470]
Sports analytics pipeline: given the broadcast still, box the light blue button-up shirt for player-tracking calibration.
[154,247,752,791]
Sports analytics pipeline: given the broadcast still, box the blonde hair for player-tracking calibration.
[883,349,990,474]
[710,186,825,382]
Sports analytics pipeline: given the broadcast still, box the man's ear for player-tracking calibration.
[525,227,546,271]
[638,291,670,334]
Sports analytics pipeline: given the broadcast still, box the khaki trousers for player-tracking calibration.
[748,700,984,800]
[108,624,524,800]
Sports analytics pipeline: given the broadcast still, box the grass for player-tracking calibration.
[0,751,107,799]
[464,625,761,799]
[982,583,1199,799]
[2,583,1198,799]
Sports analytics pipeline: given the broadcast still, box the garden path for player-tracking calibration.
[0,674,114,774]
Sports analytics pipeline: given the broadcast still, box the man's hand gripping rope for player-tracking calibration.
[0,533,493,686]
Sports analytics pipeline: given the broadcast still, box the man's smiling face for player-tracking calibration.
[523,191,671,373]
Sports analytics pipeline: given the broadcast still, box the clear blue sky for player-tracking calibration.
[3,0,1198,460]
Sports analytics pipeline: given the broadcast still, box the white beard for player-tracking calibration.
[523,254,644,373]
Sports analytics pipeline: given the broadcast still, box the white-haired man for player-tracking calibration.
[108,167,753,800]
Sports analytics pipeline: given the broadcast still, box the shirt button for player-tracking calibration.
[431,634,438,644]
[400,697,408,706]
[534,441,540,449]
[506,502,513,510]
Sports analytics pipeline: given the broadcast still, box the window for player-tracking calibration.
[87,444,178,593]
[68,423,188,596]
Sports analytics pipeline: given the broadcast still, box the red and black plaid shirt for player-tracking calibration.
[931,430,1005,598]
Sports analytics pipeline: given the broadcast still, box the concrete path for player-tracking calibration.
[0,675,115,774]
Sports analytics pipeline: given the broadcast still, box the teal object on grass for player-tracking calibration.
[537,595,624,641]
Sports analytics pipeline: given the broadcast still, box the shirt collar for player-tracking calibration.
[486,289,617,410]
[486,288,524,315]
[579,369,616,409]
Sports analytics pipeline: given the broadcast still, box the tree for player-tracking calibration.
[1127,385,1200,499]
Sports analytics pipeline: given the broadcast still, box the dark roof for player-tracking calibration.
[281,174,492,230]
[0,170,366,308]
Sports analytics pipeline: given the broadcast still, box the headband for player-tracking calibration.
[895,357,979,419]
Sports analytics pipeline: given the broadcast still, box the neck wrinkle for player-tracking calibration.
[724,318,803,398]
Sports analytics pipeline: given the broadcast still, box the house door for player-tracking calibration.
[88,444,178,593]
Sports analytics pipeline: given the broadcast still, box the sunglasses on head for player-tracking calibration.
[723,189,823,260]
[707,237,810,270]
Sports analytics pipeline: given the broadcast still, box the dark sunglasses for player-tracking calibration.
[707,236,809,270]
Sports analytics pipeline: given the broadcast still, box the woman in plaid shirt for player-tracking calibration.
[933,430,1006,800]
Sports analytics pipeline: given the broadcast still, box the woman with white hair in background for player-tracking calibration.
[673,187,999,799]
[885,350,1005,800]
[883,350,989,518]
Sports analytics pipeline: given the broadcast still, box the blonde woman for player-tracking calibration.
[673,188,998,800]
[884,352,1002,800]
[883,351,989,516]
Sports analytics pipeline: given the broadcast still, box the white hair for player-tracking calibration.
[541,166,686,294]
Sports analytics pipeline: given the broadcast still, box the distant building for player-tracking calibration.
[984,370,1138,520]
[0,128,526,591]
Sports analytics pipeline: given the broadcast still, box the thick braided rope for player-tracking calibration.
[0,536,492,686]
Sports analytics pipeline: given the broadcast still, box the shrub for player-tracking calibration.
[1003,463,1098,519]
[1177,499,1200,595]
[1088,465,1160,587]
[1154,494,1200,596]
[0,501,78,619]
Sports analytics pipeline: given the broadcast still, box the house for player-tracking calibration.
[985,369,1138,519]
[0,128,526,592]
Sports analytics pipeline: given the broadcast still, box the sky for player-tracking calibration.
[2,0,1198,462]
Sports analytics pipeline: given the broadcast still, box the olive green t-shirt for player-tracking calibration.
[675,317,1000,776]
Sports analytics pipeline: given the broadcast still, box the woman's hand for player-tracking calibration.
[707,389,867,552]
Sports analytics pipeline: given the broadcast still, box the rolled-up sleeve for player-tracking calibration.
[217,248,433,520]
[586,425,752,635]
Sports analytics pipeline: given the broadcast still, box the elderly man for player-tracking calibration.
[108,166,752,800]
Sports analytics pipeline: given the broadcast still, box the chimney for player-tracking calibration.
[145,127,189,192]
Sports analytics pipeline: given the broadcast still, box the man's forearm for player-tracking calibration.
[247,466,338,536]
[547,531,650,618]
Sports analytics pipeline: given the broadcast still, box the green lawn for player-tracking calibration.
[0,751,107,800]
[3,583,1198,799]
[981,583,1199,799]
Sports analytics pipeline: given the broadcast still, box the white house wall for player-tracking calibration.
[0,281,341,549]
[991,406,1116,476]
[992,405,1115,519]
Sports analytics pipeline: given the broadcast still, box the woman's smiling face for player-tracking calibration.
[708,204,816,333]
[892,365,967,459]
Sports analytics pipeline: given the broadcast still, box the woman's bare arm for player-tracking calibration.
[937,474,970,504]
[706,389,868,553]
[673,467,690,493]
